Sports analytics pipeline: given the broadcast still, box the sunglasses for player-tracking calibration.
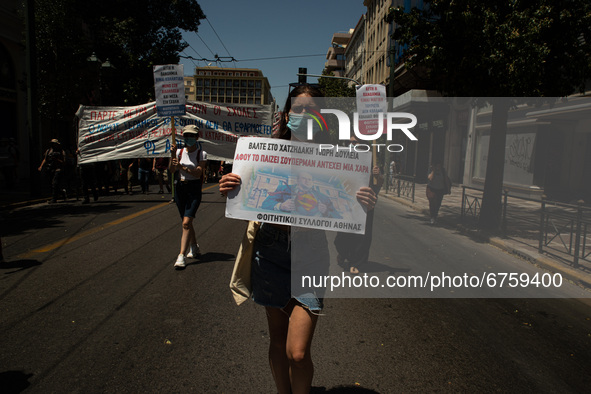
[291,105,318,114]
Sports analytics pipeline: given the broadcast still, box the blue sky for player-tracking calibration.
[180,0,367,108]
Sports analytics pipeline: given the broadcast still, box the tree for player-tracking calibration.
[388,0,591,230]
[318,69,356,98]
[33,0,205,125]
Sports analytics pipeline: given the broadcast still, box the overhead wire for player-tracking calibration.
[179,53,326,63]
[204,17,235,68]
[194,32,224,68]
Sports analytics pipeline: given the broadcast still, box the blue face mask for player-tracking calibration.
[287,114,321,141]
[184,137,197,147]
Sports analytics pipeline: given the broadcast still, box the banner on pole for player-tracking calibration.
[356,84,387,136]
[76,101,273,164]
[153,64,186,117]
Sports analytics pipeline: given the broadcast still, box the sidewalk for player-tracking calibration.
[380,185,591,291]
[0,180,53,211]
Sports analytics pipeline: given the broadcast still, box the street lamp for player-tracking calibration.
[86,52,116,105]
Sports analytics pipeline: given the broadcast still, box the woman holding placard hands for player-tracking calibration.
[220,84,377,394]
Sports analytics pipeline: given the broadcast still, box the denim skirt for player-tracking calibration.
[175,180,202,218]
[251,223,329,312]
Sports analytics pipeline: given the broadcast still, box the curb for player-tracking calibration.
[487,237,591,290]
[0,197,50,211]
[379,191,591,291]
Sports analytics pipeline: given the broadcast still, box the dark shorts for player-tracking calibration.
[175,180,202,218]
[251,224,328,312]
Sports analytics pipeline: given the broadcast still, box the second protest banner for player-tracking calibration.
[225,137,372,234]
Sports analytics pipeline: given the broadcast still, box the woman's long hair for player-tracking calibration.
[276,84,329,143]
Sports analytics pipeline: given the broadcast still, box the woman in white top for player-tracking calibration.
[170,125,207,268]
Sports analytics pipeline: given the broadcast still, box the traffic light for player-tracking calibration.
[298,67,307,84]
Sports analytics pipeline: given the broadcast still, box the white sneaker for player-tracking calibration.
[174,254,186,268]
[186,244,200,258]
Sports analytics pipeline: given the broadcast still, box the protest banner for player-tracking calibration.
[75,101,273,164]
[355,84,387,185]
[225,137,372,234]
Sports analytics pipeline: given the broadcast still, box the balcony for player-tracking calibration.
[325,59,345,70]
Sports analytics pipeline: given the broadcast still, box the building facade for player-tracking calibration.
[325,31,352,78]
[184,76,196,101]
[0,0,28,189]
[345,15,366,86]
[191,66,273,105]
[363,0,393,86]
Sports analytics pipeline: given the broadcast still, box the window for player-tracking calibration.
[204,80,210,87]
[247,98,253,104]
[196,79,203,86]
[226,88,232,96]
[255,81,261,88]
[255,99,261,105]
[255,90,261,97]
[249,72,255,77]
[219,80,225,87]
[241,80,247,88]
[228,72,233,76]
[242,72,247,76]
[240,98,246,103]
[211,79,217,87]
[248,80,254,88]
[197,87,203,95]
[233,80,240,87]
[240,90,246,97]
[206,71,211,76]
[211,88,217,95]
[204,88,210,95]
[233,89,239,96]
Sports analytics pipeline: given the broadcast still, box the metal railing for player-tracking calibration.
[460,186,483,222]
[459,185,591,268]
[538,199,591,268]
[386,174,415,203]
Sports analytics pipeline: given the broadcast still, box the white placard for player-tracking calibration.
[225,137,373,234]
[153,64,186,117]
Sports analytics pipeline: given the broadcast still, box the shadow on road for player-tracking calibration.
[0,370,33,393]
[362,260,411,275]
[313,385,381,393]
[182,252,235,268]
[1,202,149,237]
[0,259,42,274]
[396,212,492,245]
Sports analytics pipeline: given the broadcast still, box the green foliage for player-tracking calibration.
[388,0,591,230]
[318,70,356,98]
[33,0,205,119]
[389,0,591,97]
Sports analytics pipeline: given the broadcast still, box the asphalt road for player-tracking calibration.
[1,188,591,393]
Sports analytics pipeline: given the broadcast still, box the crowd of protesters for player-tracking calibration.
[34,138,227,205]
